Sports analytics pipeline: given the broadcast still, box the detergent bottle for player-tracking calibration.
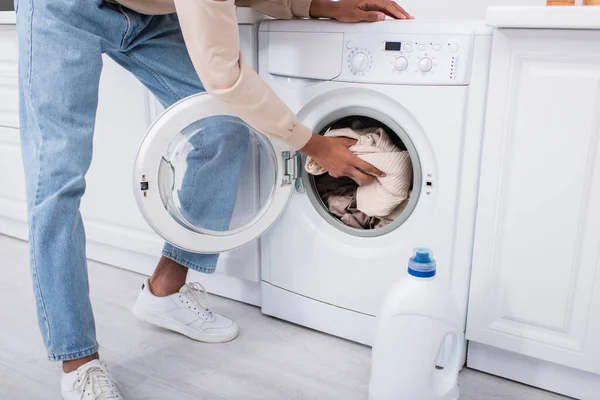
[369,248,463,400]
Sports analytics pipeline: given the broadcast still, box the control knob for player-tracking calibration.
[418,57,433,72]
[394,57,408,71]
[351,52,370,73]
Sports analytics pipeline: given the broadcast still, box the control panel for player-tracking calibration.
[338,33,474,85]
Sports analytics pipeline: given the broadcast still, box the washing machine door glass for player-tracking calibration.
[133,93,295,253]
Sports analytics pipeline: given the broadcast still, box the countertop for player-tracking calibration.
[0,11,15,24]
[0,9,264,25]
[487,6,600,30]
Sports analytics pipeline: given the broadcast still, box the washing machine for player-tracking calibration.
[257,20,493,345]
[131,19,492,346]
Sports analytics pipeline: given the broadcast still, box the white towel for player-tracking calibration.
[305,127,413,217]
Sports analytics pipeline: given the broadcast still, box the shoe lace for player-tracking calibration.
[73,365,120,400]
[181,282,213,319]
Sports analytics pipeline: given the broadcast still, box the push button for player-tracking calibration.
[450,43,460,53]
[403,43,413,52]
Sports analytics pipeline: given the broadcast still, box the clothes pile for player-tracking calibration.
[306,122,413,230]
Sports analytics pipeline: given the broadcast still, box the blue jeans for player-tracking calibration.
[16,0,248,361]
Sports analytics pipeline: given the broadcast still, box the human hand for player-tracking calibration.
[310,0,413,22]
[300,134,385,185]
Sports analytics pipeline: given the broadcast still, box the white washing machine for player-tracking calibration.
[130,19,492,347]
[258,20,493,345]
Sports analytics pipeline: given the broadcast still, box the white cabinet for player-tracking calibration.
[466,27,600,399]
[0,23,25,238]
[0,21,262,306]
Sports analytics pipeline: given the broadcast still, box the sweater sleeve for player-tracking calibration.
[234,0,312,19]
[112,0,312,18]
[173,0,313,150]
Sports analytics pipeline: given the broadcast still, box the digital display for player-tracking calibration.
[385,42,402,51]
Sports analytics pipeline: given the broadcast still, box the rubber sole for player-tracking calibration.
[132,304,239,344]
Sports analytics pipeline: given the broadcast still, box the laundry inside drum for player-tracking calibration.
[306,116,416,234]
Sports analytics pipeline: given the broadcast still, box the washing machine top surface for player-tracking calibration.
[260,19,491,34]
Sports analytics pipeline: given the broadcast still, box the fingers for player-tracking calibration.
[350,170,376,185]
[378,0,406,20]
[331,169,373,185]
[345,154,386,185]
[393,2,414,19]
[324,137,386,184]
[387,1,413,19]
[358,11,386,22]
[363,0,413,20]
[341,137,359,148]
[355,158,386,177]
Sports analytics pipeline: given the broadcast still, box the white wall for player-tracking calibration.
[398,0,545,20]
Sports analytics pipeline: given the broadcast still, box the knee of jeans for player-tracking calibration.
[41,172,87,207]
[225,126,251,150]
[32,149,91,207]
[210,124,251,156]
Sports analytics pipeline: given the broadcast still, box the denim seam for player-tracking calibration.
[124,50,180,100]
[26,0,33,88]
[47,343,99,362]
[162,250,216,274]
[183,166,200,209]
[183,132,208,209]
[118,5,133,50]
[25,0,54,358]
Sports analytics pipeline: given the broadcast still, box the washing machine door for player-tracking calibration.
[133,93,297,253]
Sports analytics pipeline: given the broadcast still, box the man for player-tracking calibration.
[15,0,412,398]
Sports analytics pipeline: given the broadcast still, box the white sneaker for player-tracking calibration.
[61,360,124,400]
[133,279,239,343]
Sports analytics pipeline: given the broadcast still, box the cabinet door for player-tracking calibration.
[466,29,600,374]
[0,25,27,238]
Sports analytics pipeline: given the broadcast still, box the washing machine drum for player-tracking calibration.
[295,88,424,237]
[133,93,295,254]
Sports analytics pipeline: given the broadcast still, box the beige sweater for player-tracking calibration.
[114,0,314,150]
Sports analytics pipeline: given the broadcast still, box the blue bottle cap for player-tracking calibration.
[408,248,437,278]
